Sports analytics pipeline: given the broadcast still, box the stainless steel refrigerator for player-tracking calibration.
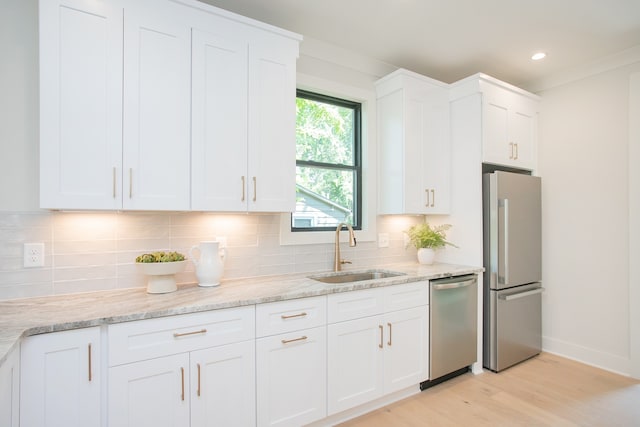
[483,170,543,372]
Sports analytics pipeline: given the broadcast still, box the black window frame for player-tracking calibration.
[292,89,363,232]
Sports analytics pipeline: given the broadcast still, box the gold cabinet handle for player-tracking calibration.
[129,168,133,198]
[252,176,257,202]
[509,142,514,159]
[281,312,307,320]
[173,328,207,338]
[180,367,185,401]
[387,323,392,346]
[88,343,92,382]
[514,143,519,160]
[241,176,245,201]
[112,168,117,199]
[430,189,435,207]
[425,188,430,207]
[197,363,201,397]
[379,325,383,349]
[281,335,307,344]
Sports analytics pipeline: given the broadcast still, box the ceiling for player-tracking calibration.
[198,0,640,90]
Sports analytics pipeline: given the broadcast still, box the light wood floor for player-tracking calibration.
[338,353,640,426]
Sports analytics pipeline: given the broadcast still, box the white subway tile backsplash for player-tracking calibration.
[0,211,423,300]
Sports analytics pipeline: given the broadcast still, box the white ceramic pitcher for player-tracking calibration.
[189,241,226,287]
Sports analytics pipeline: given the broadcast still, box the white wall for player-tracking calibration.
[537,60,640,375]
[0,0,39,211]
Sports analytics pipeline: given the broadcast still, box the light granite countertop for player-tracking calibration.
[0,262,483,366]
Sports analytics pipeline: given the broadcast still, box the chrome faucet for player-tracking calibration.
[334,223,357,272]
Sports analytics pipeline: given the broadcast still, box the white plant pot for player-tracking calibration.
[417,248,436,265]
[137,260,187,294]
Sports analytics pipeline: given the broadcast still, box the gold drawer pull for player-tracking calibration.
[281,312,307,320]
[281,335,307,344]
[197,363,201,397]
[173,328,207,338]
[88,343,92,382]
[180,367,185,401]
[379,325,383,349]
[387,322,392,346]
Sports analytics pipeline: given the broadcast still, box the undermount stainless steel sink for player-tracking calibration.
[309,270,406,284]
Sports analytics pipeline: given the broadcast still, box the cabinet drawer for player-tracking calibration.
[327,287,384,323]
[384,281,429,312]
[256,296,326,337]
[108,306,255,366]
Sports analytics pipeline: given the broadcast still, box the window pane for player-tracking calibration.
[293,166,354,228]
[296,97,355,166]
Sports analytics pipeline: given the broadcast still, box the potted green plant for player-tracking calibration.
[405,222,456,264]
[135,251,187,294]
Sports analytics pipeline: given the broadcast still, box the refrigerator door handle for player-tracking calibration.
[432,278,476,290]
[499,288,545,301]
[499,198,509,285]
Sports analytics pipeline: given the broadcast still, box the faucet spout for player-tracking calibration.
[334,223,357,272]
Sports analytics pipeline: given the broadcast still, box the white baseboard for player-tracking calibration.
[543,335,631,377]
[304,385,420,427]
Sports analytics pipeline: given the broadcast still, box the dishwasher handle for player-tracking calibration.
[498,287,545,301]
[432,278,476,290]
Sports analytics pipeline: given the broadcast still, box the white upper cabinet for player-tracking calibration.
[376,69,451,215]
[246,36,298,212]
[40,0,300,212]
[191,12,299,212]
[39,0,123,210]
[450,73,539,170]
[191,25,249,212]
[122,0,192,210]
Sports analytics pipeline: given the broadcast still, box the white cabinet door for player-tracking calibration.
[256,326,327,426]
[247,39,297,212]
[191,26,249,211]
[191,341,256,427]
[377,69,450,215]
[39,0,123,210]
[482,90,537,170]
[108,353,190,427]
[383,306,429,393]
[123,0,191,210]
[0,346,19,427]
[20,327,101,427]
[327,316,384,415]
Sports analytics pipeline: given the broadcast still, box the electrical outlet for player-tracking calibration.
[378,233,389,248]
[24,243,45,268]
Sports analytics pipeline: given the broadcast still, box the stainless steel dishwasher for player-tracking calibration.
[421,274,477,389]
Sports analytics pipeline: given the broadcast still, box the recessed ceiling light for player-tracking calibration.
[531,52,546,61]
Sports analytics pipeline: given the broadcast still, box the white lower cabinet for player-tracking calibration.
[255,296,327,427]
[20,327,102,427]
[327,283,429,415]
[0,346,20,427]
[256,326,327,427]
[191,342,256,427]
[107,306,256,427]
[109,353,190,427]
[14,284,432,427]
[108,341,255,427]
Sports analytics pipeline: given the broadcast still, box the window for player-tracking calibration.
[292,90,362,231]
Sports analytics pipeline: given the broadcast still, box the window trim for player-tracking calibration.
[280,73,377,245]
[293,89,363,232]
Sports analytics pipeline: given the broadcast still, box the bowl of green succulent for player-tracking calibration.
[135,251,187,294]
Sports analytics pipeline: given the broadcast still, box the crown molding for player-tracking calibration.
[525,44,640,93]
